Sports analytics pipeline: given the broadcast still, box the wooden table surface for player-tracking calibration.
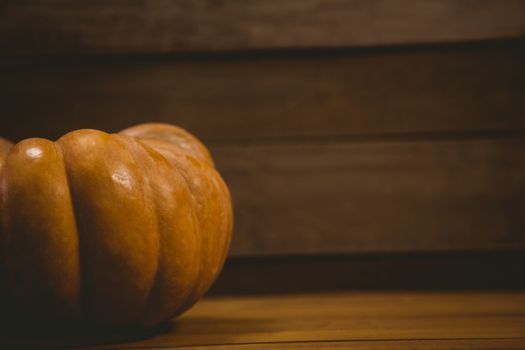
[93,291,525,349]
[3,291,525,349]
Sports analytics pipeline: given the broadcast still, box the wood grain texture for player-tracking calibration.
[1,42,524,142]
[215,137,525,256]
[1,0,525,56]
[2,292,525,349]
[97,292,525,347]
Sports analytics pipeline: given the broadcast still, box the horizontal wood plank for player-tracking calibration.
[1,42,524,142]
[213,138,525,256]
[1,0,525,56]
[2,292,525,348]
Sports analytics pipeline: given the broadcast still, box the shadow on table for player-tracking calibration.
[0,315,274,349]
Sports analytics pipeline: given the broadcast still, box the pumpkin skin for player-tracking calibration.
[0,123,232,329]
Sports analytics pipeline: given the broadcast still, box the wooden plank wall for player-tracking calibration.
[1,0,525,55]
[1,1,524,258]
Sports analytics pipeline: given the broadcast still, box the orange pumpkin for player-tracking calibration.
[0,123,232,329]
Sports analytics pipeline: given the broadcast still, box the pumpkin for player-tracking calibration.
[0,123,232,329]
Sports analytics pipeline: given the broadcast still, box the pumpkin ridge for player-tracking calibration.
[0,139,81,323]
[124,136,203,327]
[171,165,233,316]
[125,137,210,319]
[54,141,87,324]
[57,130,160,328]
[207,169,233,282]
[149,150,221,316]
[130,134,233,317]
[112,134,163,324]
[147,148,208,316]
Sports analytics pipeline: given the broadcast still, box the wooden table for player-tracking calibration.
[3,291,511,349]
[2,291,525,349]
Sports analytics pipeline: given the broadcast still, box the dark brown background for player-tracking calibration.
[1,0,525,292]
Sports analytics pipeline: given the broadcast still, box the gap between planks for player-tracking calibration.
[114,338,525,350]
